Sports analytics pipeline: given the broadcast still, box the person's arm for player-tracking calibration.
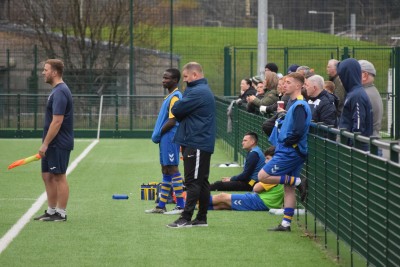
[284,105,306,147]
[161,96,179,135]
[253,91,278,107]
[171,90,201,121]
[230,152,259,182]
[351,98,370,136]
[161,118,176,135]
[39,115,63,157]
[253,182,265,193]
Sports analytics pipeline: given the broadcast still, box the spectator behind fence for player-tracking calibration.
[359,60,383,137]
[359,60,384,156]
[210,132,265,192]
[247,71,279,115]
[324,80,335,94]
[304,74,337,127]
[208,146,284,211]
[337,58,373,151]
[296,65,315,78]
[287,64,300,74]
[235,78,256,106]
[265,62,283,78]
[277,76,290,109]
[247,81,266,113]
[324,80,340,114]
[327,59,346,120]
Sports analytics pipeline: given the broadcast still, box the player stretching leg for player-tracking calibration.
[258,72,311,231]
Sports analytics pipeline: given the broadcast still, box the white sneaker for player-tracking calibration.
[164,206,184,215]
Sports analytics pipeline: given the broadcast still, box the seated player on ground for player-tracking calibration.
[208,147,284,211]
[210,132,265,191]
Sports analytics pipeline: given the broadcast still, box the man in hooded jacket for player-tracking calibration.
[337,58,373,151]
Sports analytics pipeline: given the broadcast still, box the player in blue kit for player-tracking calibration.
[145,68,185,215]
[34,59,74,222]
[208,146,284,211]
[258,72,311,232]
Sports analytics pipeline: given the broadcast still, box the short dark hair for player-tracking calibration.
[45,59,64,76]
[265,62,278,73]
[244,131,258,143]
[264,146,275,157]
[243,78,252,86]
[165,68,181,83]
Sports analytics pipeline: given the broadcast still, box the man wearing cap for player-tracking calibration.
[287,64,300,74]
[359,60,383,155]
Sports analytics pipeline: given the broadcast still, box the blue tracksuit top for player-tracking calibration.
[230,145,265,182]
[151,89,182,143]
[269,96,312,156]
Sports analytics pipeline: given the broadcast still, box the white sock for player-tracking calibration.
[281,220,291,227]
[294,177,301,186]
[56,208,66,218]
[47,207,56,215]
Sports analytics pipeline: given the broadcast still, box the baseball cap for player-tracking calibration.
[359,60,376,76]
[287,64,300,74]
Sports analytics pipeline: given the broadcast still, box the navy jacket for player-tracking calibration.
[172,78,216,153]
[337,58,373,138]
[308,89,337,127]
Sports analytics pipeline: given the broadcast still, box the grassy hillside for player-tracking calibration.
[141,26,389,95]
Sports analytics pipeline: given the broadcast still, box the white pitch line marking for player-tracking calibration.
[0,139,99,254]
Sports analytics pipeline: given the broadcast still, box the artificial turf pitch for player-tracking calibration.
[0,139,337,266]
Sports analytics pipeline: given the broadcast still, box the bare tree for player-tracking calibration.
[8,0,168,94]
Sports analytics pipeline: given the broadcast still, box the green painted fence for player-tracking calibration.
[215,96,400,267]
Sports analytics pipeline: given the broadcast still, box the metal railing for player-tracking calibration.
[0,94,163,138]
[215,96,400,266]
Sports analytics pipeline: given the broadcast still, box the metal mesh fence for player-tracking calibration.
[1,0,400,96]
[0,94,164,138]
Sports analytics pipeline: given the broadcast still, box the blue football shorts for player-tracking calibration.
[231,193,268,211]
[41,147,71,174]
[159,131,180,166]
[263,146,305,177]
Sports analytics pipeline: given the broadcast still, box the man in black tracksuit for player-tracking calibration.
[167,62,216,228]
[304,74,337,127]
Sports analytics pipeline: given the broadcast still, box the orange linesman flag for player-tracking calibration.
[8,154,41,170]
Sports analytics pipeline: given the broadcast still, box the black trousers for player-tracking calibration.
[181,146,212,222]
[210,180,253,191]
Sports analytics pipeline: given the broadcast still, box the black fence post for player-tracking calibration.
[223,46,231,96]
[394,47,400,139]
